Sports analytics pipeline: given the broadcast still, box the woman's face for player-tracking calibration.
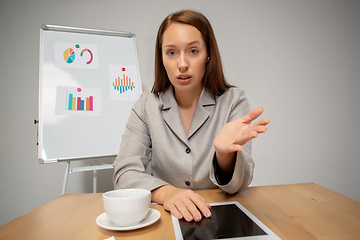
[162,23,208,96]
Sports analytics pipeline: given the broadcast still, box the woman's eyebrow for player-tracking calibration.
[188,40,200,45]
[163,41,201,48]
[163,44,176,48]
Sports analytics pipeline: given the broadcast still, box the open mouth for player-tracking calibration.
[177,74,192,80]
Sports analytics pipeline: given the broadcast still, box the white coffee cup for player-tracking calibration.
[103,189,151,226]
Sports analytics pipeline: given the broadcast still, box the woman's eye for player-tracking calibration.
[166,50,176,56]
[189,49,199,55]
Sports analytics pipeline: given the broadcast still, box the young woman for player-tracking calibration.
[113,10,270,222]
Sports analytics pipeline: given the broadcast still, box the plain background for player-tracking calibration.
[0,0,359,226]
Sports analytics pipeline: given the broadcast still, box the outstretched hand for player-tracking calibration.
[213,108,270,173]
[214,107,269,153]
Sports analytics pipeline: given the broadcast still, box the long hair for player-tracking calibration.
[151,10,233,95]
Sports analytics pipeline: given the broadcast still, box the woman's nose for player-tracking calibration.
[178,53,188,72]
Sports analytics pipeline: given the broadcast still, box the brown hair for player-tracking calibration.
[151,10,233,95]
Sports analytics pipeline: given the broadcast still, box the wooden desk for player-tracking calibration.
[1,183,359,240]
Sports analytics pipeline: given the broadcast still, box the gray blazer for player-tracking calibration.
[113,86,254,194]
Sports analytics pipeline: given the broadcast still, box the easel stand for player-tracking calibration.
[62,159,113,195]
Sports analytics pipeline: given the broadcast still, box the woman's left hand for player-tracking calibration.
[213,107,270,173]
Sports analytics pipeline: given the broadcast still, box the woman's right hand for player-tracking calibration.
[151,185,211,222]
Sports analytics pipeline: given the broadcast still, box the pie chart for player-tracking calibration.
[63,48,75,64]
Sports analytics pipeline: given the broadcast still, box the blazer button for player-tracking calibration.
[185,181,190,186]
[185,148,191,154]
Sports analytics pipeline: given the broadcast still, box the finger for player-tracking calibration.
[174,200,195,222]
[258,126,268,133]
[167,203,183,220]
[246,119,269,134]
[235,131,259,146]
[191,196,212,220]
[184,199,203,222]
[193,194,211,221]
[250,125,268,134]
[227,144,243,153]
[253,118,270,126]
[182,193,210,222]
[242,108,264,124]
[179,192,211,222]
[193,193,210,208]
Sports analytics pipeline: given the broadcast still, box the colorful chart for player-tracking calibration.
[112,74,135,94]
[109,65,139,101]
[63,48,75,63]
[67,93,94,111]
[80,48,93,65]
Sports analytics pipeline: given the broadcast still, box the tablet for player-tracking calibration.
[172,201,281,240]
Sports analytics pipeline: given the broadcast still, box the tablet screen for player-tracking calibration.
[172,201,281,240]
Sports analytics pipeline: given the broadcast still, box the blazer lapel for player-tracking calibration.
[160,86,216,145]
[160,86,189,147]
[187,89,215,140]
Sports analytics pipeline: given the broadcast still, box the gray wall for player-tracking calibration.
[1,0,359,226]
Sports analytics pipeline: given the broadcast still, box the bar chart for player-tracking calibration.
[109,64,140,101]
[67,93,94,111]
[112,74,135,94]
[56,86,101,116]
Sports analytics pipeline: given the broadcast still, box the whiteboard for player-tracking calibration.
[38,25,142,163]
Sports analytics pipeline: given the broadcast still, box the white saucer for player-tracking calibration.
[96,209,161,231]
